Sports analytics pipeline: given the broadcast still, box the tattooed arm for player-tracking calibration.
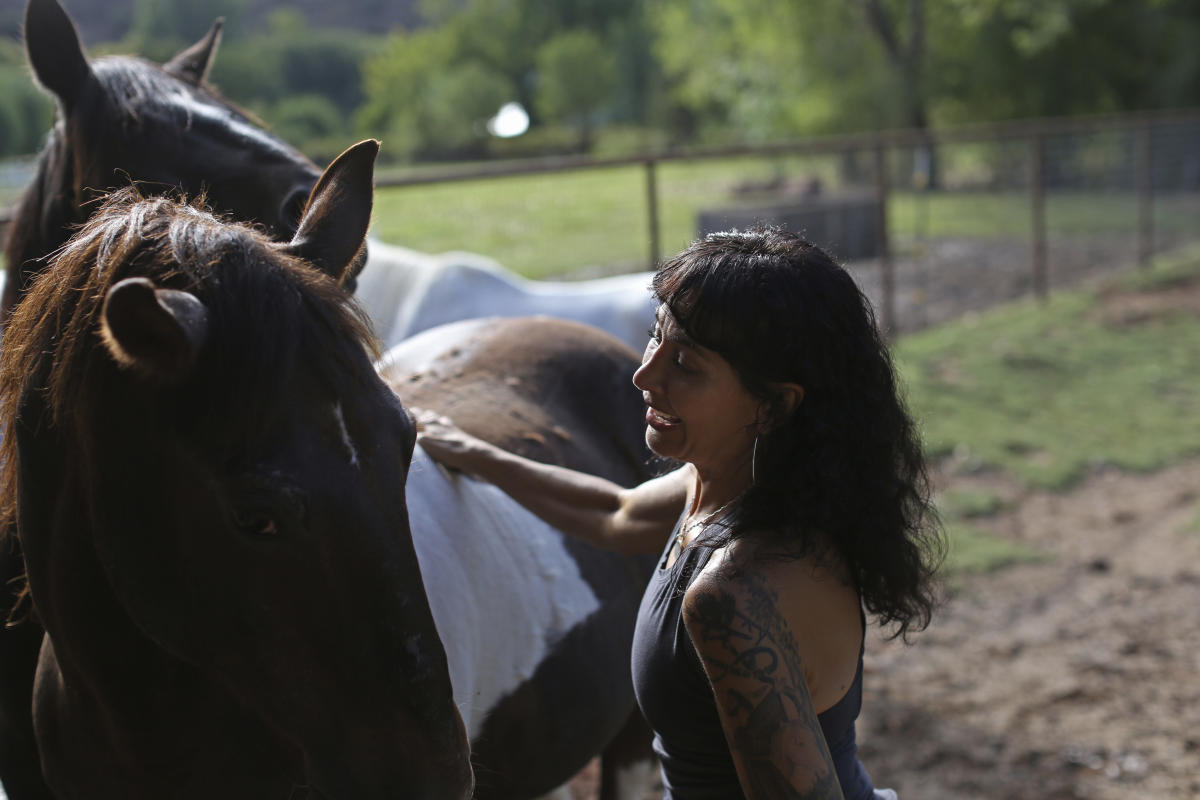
[682,560,846,800]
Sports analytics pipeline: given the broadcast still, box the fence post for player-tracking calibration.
[1029,133,1048,300]
[873,143,895,335]
[1137,123,1154,268]
[644,158,661,268]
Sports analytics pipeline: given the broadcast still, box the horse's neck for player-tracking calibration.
[4,132,80,281]
[403,448,602,741]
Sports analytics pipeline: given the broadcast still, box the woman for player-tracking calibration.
[414,227,943,799]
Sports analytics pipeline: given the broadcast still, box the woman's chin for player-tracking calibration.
[644,428,681,461]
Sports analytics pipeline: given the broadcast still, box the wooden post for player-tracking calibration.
[874,143,895,335]
[644,159,661,268]
[1137,123,1154,268]
[1030,133,1048,300]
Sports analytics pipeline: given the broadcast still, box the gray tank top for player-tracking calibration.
[630,514,877,799]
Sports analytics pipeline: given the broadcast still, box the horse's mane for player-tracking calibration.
[0,187,376,540]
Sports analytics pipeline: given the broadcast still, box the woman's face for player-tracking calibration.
[633,305,761,477]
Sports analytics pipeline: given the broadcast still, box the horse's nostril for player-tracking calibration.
[281,187,311,235]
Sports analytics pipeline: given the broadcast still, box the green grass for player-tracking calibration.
[896,246,1200,576]
[942,522,1046,577]
[938,488,1009,519]
[370,153,1200,278]
[370,156,829,278]
[897,246,1200,490]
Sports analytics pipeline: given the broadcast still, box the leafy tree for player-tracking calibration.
[358,26,515,160]
[356,26,455,156]
[127,0,248,59]
[211,19,381,116]
[420,61,515,157]
[936,0,1200,120]
[651,0,897,142]
[535,30,618,150]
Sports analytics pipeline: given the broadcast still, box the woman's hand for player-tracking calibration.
[410,407,493,475]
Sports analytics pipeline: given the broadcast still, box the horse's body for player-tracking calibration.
[0,2,321,795]
[355,240,658,352]
[1,140,655,798]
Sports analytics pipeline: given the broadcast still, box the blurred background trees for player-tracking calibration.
[0,0,1197,164]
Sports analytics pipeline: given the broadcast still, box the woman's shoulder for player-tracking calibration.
[687,536,851,610]
[684,536,863,707]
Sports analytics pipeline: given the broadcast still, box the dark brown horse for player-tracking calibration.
[0,138,656,798]
[0,140,472,799]
[0,2,323,794]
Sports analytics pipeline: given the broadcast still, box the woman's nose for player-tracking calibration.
[632,341,659,391]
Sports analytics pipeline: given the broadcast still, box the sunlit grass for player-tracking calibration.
[372,156,1200,279]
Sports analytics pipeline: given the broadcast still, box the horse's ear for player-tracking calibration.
[282,139,379,286]
[101,278,210,379]
[163,18,224,86]
[24,0,92,110]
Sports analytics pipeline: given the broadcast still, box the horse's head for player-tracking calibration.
[3,0,326,323]
[0,141,472,799]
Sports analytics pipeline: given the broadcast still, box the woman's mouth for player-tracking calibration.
[645,407,681,430]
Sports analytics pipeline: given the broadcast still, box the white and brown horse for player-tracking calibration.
[0,140,655,798]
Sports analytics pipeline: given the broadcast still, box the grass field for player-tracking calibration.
[897,244,1200,575]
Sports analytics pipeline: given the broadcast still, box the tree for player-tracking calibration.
[535,31,618,150]
[357,26,516,161]
[127,0,248,58]
[650,0,898,142]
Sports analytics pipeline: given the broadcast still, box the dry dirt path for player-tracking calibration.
[858,458,1200,800]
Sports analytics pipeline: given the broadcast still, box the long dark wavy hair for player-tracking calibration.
[653,226,944,638]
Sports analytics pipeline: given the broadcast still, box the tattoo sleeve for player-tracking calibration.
[683,571,845,800]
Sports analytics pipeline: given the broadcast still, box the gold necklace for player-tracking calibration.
[675,494,742,553]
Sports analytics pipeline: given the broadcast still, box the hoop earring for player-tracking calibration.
[752,435,759,486]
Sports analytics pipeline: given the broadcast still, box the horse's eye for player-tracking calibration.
[235,512,279,537]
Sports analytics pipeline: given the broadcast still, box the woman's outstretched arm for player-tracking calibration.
[413,409,689,555]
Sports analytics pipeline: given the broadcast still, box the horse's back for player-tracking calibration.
[380,315,650,487]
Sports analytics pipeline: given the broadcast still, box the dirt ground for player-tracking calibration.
[567,244,1200,800]
[857,457,1200,800]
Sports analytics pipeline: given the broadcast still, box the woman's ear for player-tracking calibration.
[760,382,804,430]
